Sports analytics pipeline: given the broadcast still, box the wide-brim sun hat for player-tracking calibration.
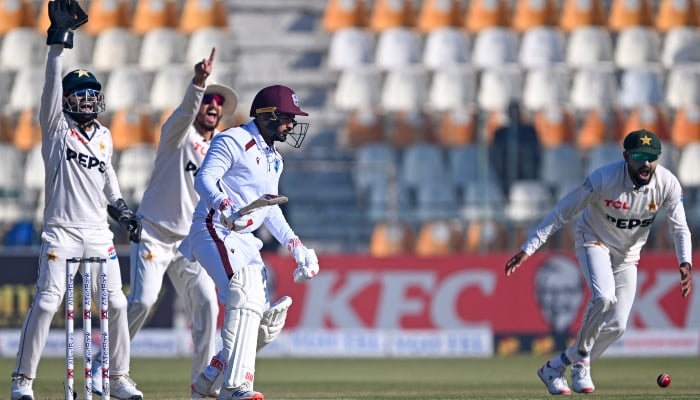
[205,83,238,119]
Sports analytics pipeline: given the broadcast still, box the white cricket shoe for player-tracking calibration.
[109,375,143,400]
[10,374,34,400]
[571,362,595,394]
[217,387,264,400]
[537,361,571,395]
[90,358,104,395]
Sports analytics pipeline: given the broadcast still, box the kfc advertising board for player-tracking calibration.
[262,251,700,356]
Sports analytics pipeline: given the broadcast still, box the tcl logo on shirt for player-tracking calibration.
[605,214,656,229]
[605,199,630,209]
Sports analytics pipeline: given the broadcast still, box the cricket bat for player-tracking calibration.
[238,194,288,216]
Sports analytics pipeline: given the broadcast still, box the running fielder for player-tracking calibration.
[505,129,692,395]
[11,1,143,399]
[182,85,319,400]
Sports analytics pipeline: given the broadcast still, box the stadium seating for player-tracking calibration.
[565,26,614,68]
[655,0,698,33]
[131,0,179,35]
[368,0,415,32]
[428,66,477,112]
[607,0,654,32]
[518,26,566,69]
[84,0,132,35]
[522,66,569,112]
[0,0,35,35]
[374,27,421,71]
[369,220,415,256]
[327,27,375,71]
[0,27,45,72]
[416,0,463,33]
[178,0,227,34]
[422,27,470,70]
[139,28,188,72]
[92,28,140,72]
[511,0,559,33]
[463,0,510,33]
[558,0,607,32]
[415,220,462,255]
[321,0,369,32]
[661,27,700,68]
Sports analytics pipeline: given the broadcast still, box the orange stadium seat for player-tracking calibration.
[435,107,476,147]
[368,0,415,32]
[463,0,510,33]
[607,0,654,32]
[670,105,700,149]
[622,105,670,143]
[416,0,463,33]
[511,0,559,33]
[131,0,179,35]
[84,0,132,36]
[415,220,462,255]
[369,220,416,256]
[463,219,507,253]
[655,0,698,33]
[178,0,227,34]
[0,0,35,35]
[558,0,607,32]
[322,0,369,32]
[12,109,41,152]
[109,108,153,151]
[576,108,625,150]
[533,105,576,148]
[341,107,385,148]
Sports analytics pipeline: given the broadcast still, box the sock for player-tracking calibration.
[548,352,572,370]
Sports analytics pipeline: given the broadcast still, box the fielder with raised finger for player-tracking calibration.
[180,85,318,400]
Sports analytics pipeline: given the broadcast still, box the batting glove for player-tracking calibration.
[287,238,319,283]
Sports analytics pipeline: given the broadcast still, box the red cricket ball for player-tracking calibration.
[657,373,671,388]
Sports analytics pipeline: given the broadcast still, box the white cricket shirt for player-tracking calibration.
[192,120,296,244]
[39,46,122,229]
[138,82,213,237]
[522,160,693,266]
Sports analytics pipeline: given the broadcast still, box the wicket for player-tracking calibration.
[65,257,109,400]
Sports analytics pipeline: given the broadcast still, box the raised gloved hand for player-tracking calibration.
[218,199,253,232]
[107,198,142,243]
[287,238,319,283]
[47,0,88,48]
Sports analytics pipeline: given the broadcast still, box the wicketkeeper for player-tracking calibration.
[10,1,143,399]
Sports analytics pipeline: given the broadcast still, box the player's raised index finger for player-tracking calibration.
[208,47,216,63]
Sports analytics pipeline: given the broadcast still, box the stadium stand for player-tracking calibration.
[1,0,697,252]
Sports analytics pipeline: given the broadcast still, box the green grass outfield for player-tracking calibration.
[2,356,699,399]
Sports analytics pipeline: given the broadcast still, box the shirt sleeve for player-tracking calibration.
[664,177,693,266]
[38,45,65,136]
[263,205,297,246]
[102,157,123,205]
[160,82,205,148]
[521,175,599,255]
[194,133,234,211]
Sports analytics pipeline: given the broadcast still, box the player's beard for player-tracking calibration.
[628,164,654,187]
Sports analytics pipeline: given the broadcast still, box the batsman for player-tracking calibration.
[10,0,143,399]
[181,85,320,400]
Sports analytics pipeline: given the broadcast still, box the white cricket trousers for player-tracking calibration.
[13,226,132,378]
[564,235,638,362]
[127,219,218,383]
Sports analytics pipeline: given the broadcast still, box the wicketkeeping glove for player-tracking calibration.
[47,0,88,48]
[287,238,319,283]
[107,198,142,243]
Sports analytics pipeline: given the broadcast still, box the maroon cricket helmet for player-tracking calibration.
[249,85,309,117]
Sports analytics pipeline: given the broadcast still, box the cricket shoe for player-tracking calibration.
[571,361,595,394]
[537,361,571,395]
[217,387,264,400]
[109,375,143,400]
[10,374,34,400]
[90,358,104,395]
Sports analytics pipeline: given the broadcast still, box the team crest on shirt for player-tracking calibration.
[107,246,117,260]
[47,250,58,262]
[144,251,155,261]
[256,156,260,165]
[98,141,106,152]
[648,201,657,211]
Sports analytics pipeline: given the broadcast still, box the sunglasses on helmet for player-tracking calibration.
[202,93,225,105]
[629,152,658,163]
[73,88,99,97]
